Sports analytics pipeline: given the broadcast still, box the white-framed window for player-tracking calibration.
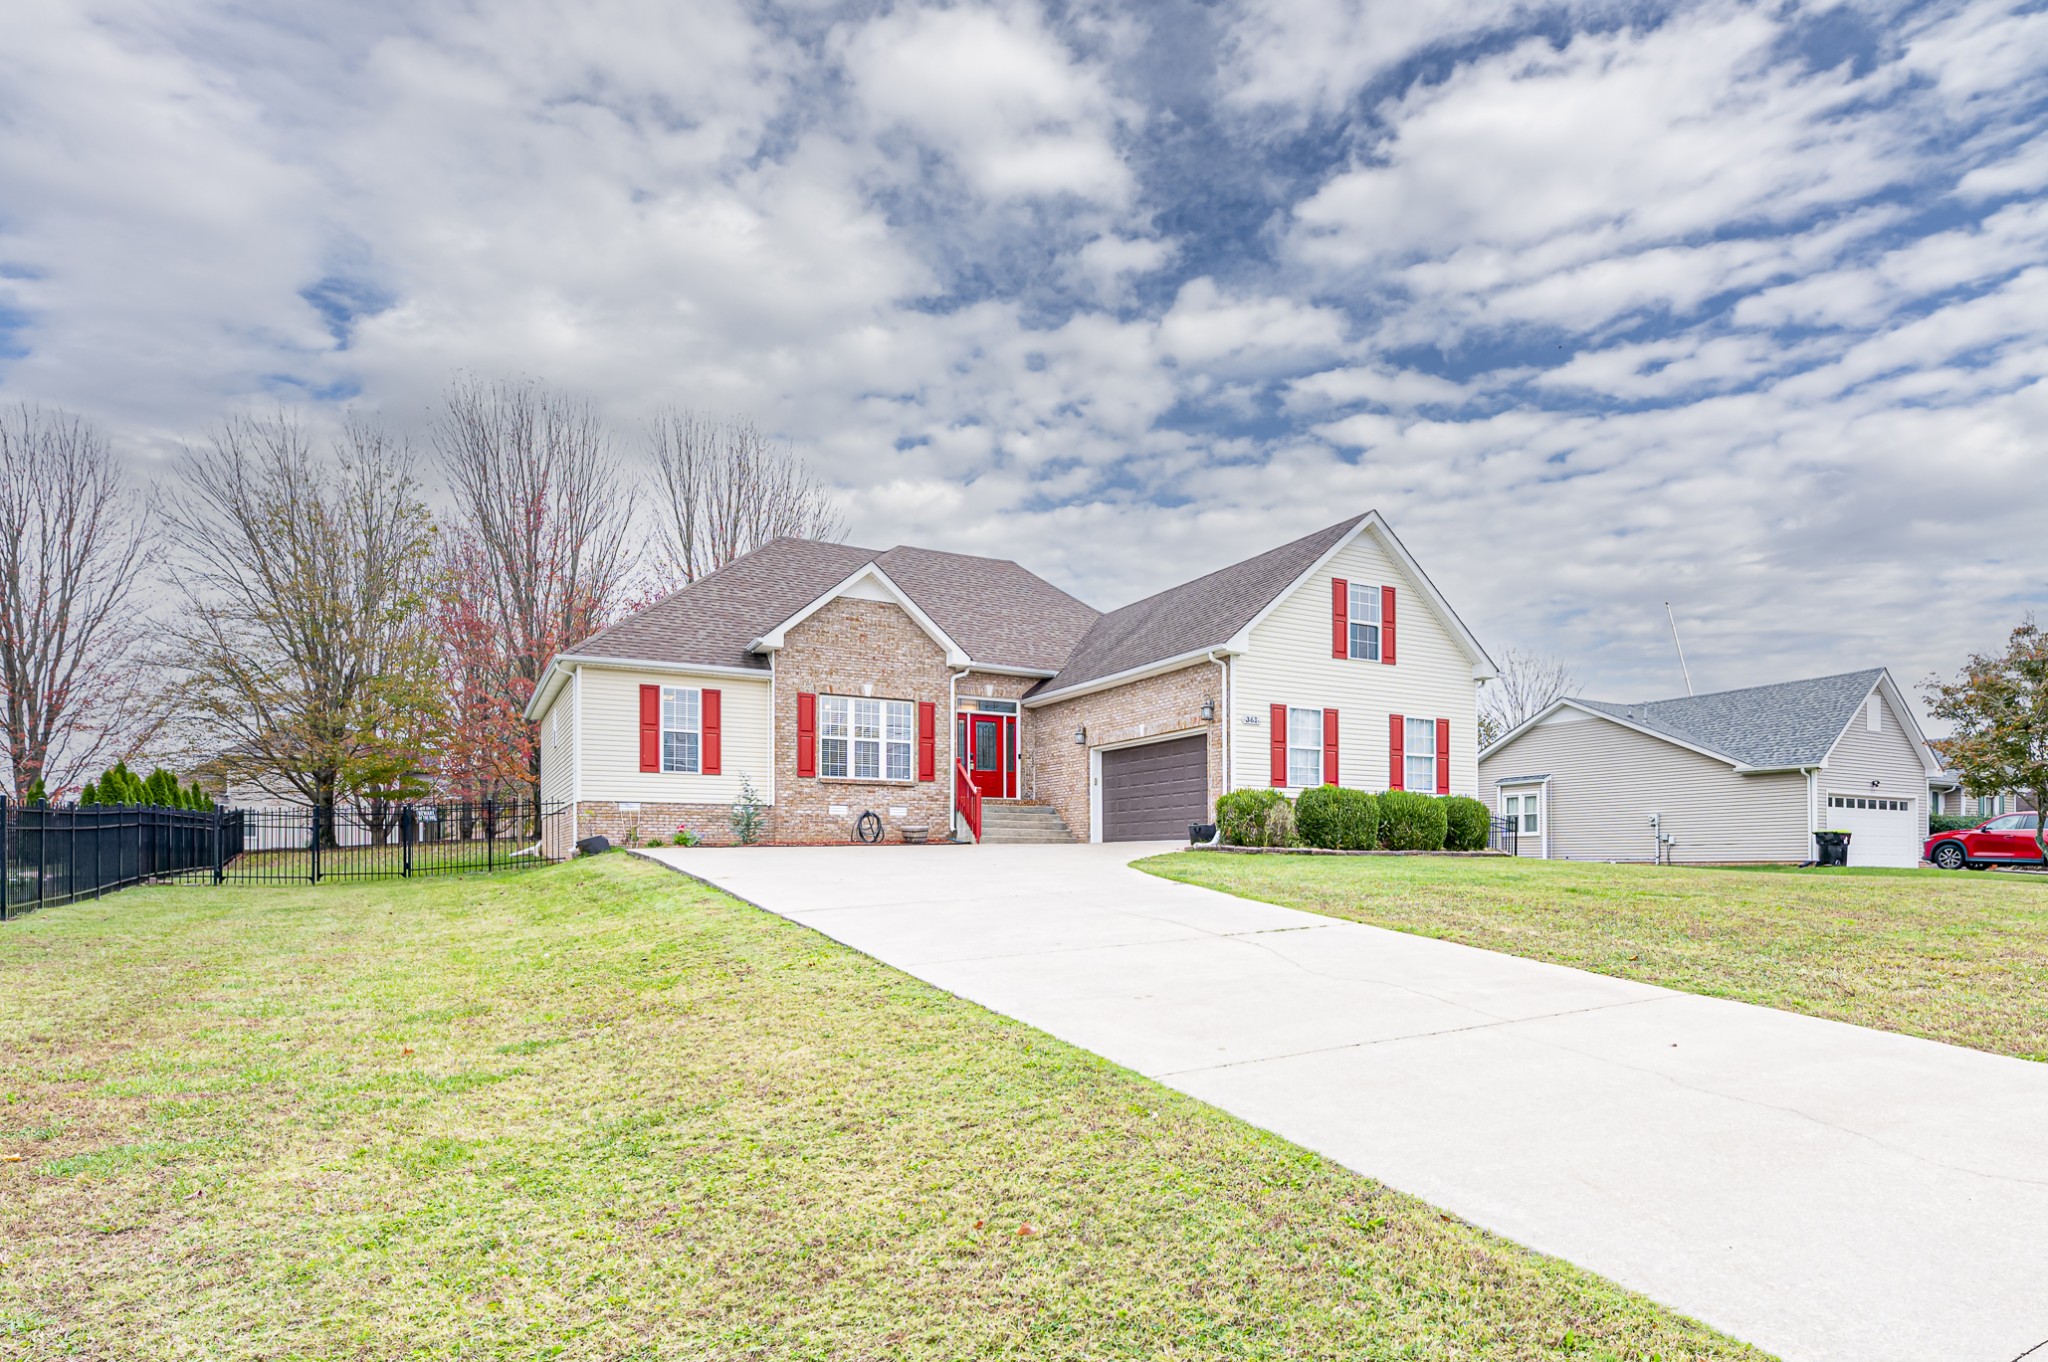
[661,686,700,773]
[1405,716,1437,793]
[1287,707,1324,788]
[818,695,916,782]
[1347,582,1381,661]
[1504,791,1539,834]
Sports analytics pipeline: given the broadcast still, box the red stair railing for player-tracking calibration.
[954,760,982,842]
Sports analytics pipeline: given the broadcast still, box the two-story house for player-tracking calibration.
[526,512,1496,850]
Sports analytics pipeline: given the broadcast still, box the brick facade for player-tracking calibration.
[771,598,957,844]
[573,800,763,849]
[1025,662,1227,841]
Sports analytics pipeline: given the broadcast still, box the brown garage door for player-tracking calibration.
[1101,735,1208,842]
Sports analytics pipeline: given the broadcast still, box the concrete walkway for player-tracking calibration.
[640,842,2048,1362]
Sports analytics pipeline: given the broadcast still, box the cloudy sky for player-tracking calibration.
[4,0,2045,712]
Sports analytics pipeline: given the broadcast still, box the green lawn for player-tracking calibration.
[0,857,1763,1360]
[1142,852,2048,1062]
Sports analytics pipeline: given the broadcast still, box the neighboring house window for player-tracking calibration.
[1505,791,1539,835]
[1347,582,1381,661]
[661,686,700,773]
[818,695,915,781]
[1405,717,1437,794]
[1287,708,1324,788]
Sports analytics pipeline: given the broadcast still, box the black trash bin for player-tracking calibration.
[1189,822,1217,846]
[1813,830,1851,867]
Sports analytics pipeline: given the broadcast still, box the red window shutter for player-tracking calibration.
[1323,708,1340,786]
[1381,586,1397,665]
[639,685,660,772]
[1436,718,1451,795]
[701,689,722,775]
[796,692,817,779]
[1269,703,1288,787]
[917,701,936,781]
[1388,713,1405,790]
[1331,578,1349,659]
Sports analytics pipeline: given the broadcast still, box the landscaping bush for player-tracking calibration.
[1216,788,1290,846]
[1262,798,1299,848]
[1378,790,1448,851]
[1929,813,1979,834]
[1294,785,1379,850]
[1441,795,1491,851]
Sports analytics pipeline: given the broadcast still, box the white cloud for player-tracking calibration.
[0,0,2042,716]
[839,4,1135,205]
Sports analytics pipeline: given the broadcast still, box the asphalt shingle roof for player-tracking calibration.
[1034,515,1367,695]
[1576,669,1887,769]
[566,537,1099,674]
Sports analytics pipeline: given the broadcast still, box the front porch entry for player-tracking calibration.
[957,698,1018,801]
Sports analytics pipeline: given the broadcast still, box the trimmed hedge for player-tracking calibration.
[1217,788,1293,847]
[1378,790,1448,851]
[1441,795,1491,851]
[1928,813,1978,834]
[1295,785,1379,850]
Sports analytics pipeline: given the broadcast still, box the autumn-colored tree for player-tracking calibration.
[0,404,156,799]
[432,530,558,803]
[1927,620,2048,860]
[165,412,442,841]
[434,377,631,801]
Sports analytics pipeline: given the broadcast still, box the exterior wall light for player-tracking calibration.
[1073,726,1087,745]
[1200,699,1216,722]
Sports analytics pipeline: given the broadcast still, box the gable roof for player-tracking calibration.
[1484,668,1940,775]
[560,537,1100,678]
[1029,511,1496,700]
[1572,669,1887,769]
[1032,515,1366,697]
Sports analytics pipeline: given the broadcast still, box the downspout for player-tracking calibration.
[1209,651,1230,796]
[949,666,970,839]
[766,652,776,808]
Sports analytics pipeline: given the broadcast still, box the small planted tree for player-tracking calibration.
[730,772,768,845]
[1928,620,2048,861]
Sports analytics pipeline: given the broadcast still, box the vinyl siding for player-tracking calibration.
[538,674,576,806]
[574,663,775,805]
[1229,526,1481,797]
[1479,709,1811,862]
[1818,687,1930,841]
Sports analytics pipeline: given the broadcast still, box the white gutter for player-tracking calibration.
[1024,645,1239,708]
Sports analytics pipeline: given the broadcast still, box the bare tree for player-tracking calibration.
[165,412,440,836]
[434,377,633,800]
[0,405,155,799]
[647,408,845,586]
[1479,647,1579,748]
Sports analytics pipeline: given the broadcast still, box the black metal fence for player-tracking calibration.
[1490,817,1519,855]
[1,797,570,920]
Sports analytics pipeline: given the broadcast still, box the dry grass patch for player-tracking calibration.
[0,855,1765,1360]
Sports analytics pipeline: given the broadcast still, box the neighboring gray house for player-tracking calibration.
[1928,772,2033,820]
[1478,669,1942,867]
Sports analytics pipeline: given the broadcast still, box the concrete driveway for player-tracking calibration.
[640,841,2048,1362]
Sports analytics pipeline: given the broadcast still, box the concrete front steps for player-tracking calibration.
[975,801,1078,844]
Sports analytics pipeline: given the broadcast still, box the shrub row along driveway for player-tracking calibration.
[647,842,2048,1362]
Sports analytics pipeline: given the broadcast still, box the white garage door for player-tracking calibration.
[1825,794,1921,868]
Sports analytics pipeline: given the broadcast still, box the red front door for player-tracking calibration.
[966,714,1014,799]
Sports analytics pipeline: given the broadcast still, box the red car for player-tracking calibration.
[1925,812,2048,870]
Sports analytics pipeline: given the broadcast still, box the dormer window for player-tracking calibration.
[1347,582,1381,661]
